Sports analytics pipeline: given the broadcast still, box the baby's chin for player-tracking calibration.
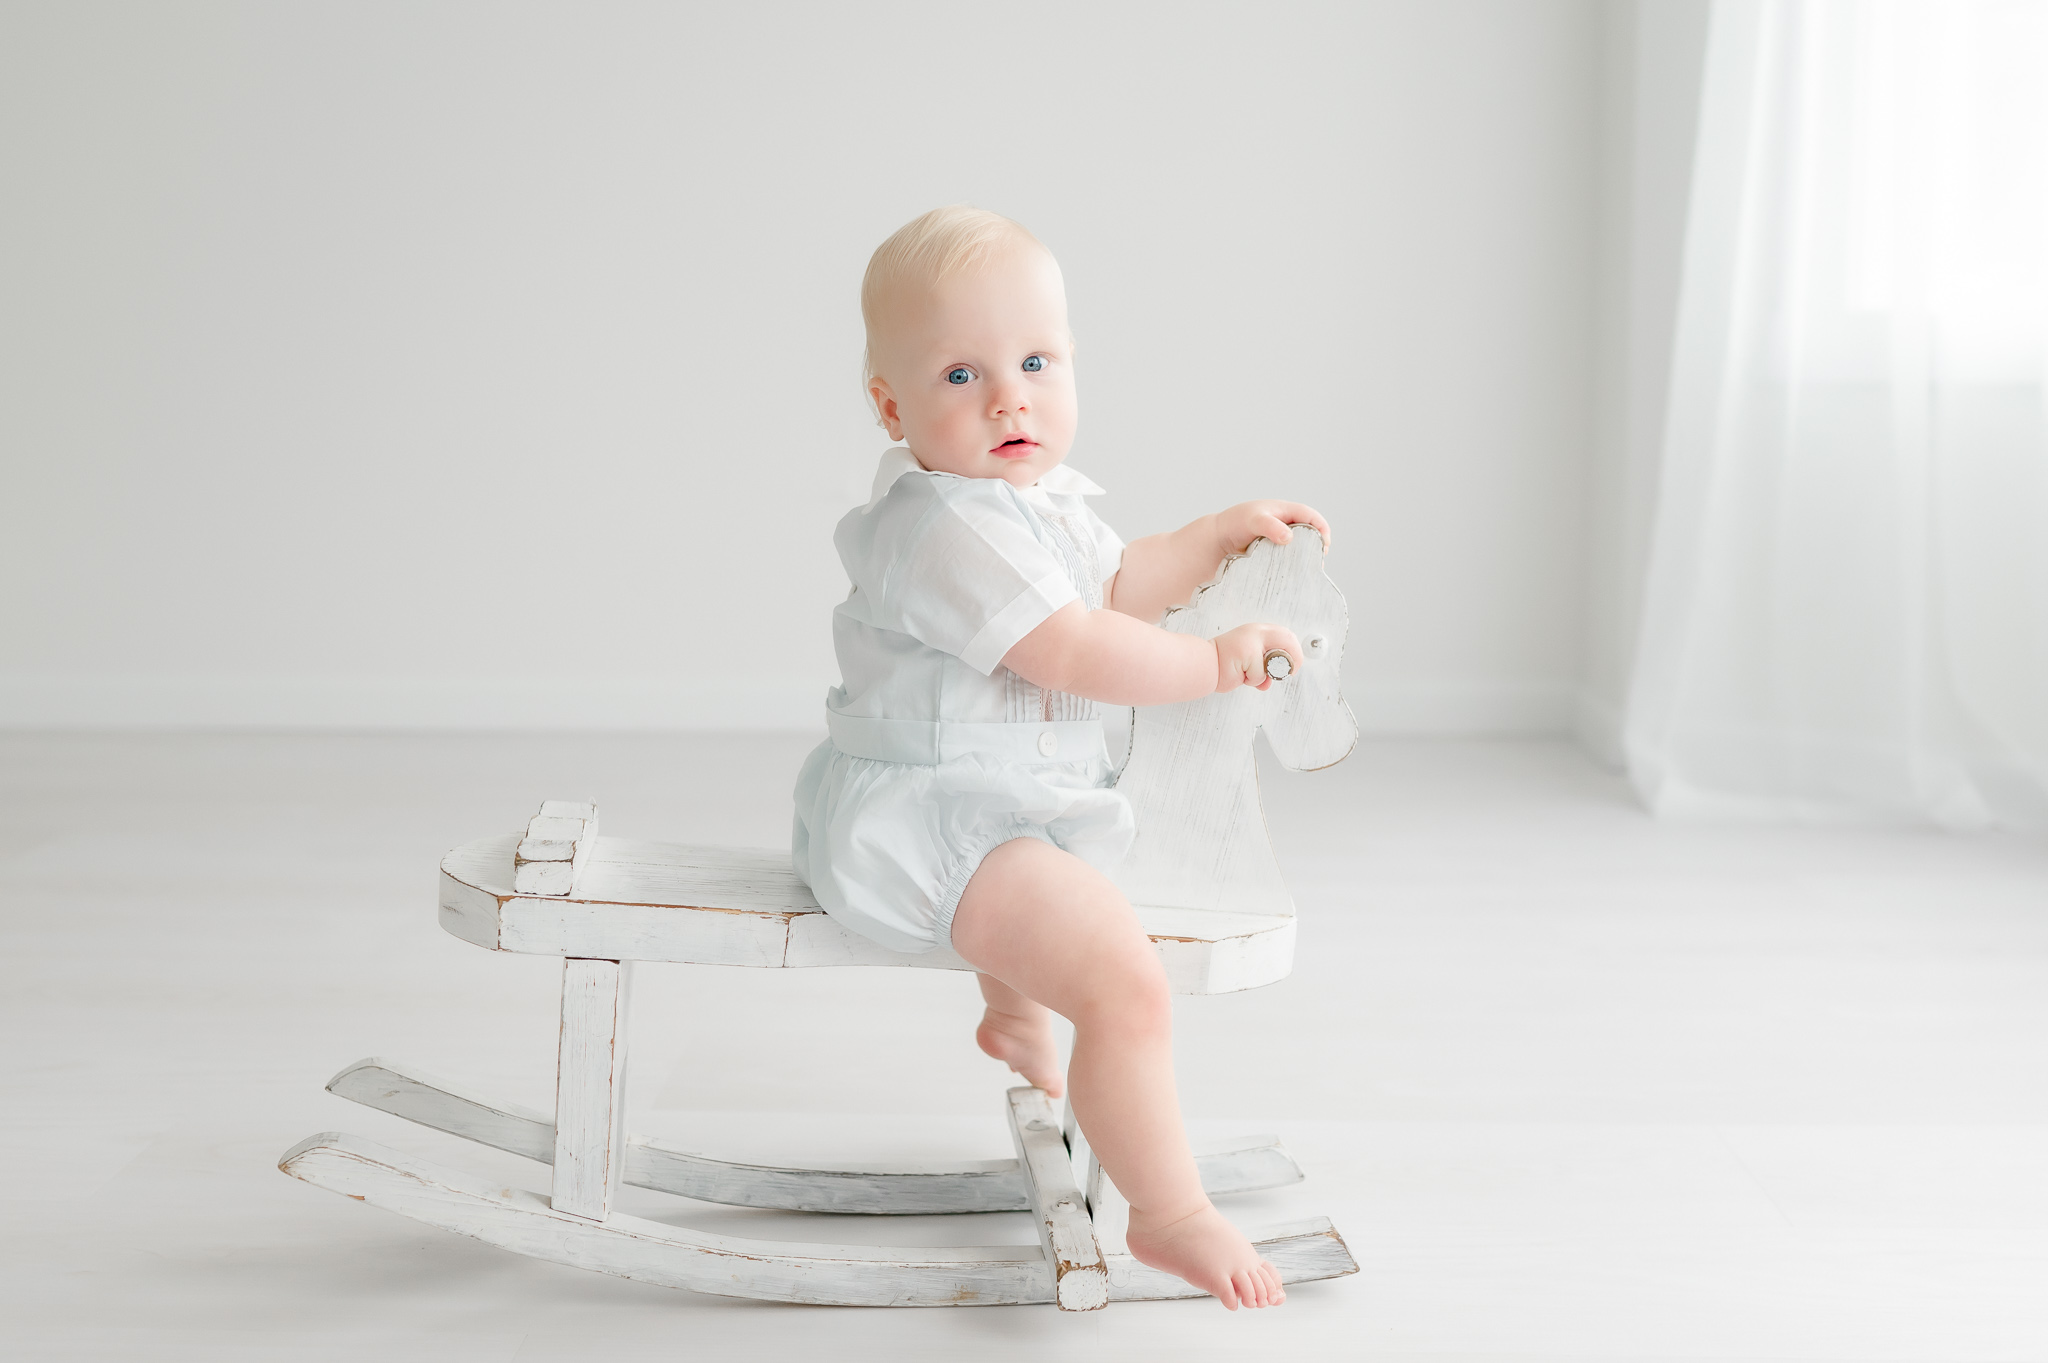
[987,448,1063,487]
[920,444,1065,485]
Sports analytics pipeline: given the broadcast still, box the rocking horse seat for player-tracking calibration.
[439,831,1299,995]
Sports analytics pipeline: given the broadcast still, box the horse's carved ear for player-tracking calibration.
[1161,525,1339,635]
[1219,533,1299,595]
[1289,524,1328,556]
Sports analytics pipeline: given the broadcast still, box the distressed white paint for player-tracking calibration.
[328,1056,1014,1214]
[571,838,811,911]
[328,1058,556,1163]
[1113,529,1358,916]
[551,959,629,1221]
[327,1057,1305,1215]
[782,909,975,972]
[435,870,498,951]
[1006,1086,1107,1313]
[1083,1151,1131,1260]
[513,855,576,896]
[441,834,1296,994]
[501,888,791,969]
[1144,907,1297,996]
[278,1133,1357,1306]
[524,816,586,848]
[282,1131,1051,1306]
[1061,1096,1086,1184]
[514,801,598,896]
[1194,1133,1304,1198]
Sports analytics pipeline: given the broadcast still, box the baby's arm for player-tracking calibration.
[1002,602,1298,706]
[1106,501,1331,624]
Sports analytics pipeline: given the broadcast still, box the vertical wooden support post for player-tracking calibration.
[1067,1102,1131,1283]
[1084,1151,1131,1258]
[1062,1099,1101,1227]
[552,957,630,1221]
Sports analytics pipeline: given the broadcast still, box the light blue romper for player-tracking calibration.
[791,447,1137,955]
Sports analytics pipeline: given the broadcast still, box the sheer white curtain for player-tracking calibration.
[1625,0,2048,829]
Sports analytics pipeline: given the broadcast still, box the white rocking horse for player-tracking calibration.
[280,528,1360,1311]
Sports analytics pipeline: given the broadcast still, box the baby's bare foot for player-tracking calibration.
[975,1008,1065,1097]
[1126,1203,1286,1310]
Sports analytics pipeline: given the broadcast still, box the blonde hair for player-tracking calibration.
[860,205,1049,393]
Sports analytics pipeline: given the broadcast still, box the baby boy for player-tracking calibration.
[793,206,1329,1309]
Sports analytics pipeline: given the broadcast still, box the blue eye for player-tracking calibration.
[946,367,973,385]
[1022,355,1045,372]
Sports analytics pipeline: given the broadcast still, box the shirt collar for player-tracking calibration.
[862,446,1105,513]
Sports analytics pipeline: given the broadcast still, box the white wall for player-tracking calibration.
[2,0,1602,732]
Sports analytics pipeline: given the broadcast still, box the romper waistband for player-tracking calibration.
[826,711,1106,766]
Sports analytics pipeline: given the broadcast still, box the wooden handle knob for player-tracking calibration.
[1263,649,1293,682]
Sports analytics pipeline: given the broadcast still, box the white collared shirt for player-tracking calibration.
[827,447,1126,726]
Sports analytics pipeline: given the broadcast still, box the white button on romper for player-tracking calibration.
[791,447,1137,955]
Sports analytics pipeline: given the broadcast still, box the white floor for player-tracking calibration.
[4,732,2047,1362]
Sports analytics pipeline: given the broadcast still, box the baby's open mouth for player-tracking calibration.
[992,436,1037,456]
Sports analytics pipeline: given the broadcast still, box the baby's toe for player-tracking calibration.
[1233,1270,1261,1309]
[1236,1260,1269,1309]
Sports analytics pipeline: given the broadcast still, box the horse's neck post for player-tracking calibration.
[1124,695,1252,794]
[1111,693,1292,916]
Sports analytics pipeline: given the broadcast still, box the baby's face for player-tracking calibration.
[868,245,1077,488]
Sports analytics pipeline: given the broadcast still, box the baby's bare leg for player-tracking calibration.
[951,837,1285,1310]
[975,973,1066,1097]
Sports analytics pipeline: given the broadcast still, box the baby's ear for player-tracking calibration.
[869,379,903,439]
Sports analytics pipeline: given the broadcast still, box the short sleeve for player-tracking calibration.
[866,480,1081,674]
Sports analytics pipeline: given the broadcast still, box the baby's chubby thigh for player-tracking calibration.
[948,834,1170,1036]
